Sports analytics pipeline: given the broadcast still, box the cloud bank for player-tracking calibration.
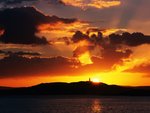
[62,0,121,9]
[0,7,77,44]
[0,2,149,81]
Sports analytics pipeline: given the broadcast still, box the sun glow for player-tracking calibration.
[91,78,100,83]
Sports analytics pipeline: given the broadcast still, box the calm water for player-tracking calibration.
[0,96,150,113]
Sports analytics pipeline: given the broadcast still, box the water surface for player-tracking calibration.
[0,96,150,113]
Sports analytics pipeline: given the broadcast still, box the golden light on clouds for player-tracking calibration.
[37,21,89,38]
[37,21,126,40]
[78,51,93,65]
[87,28,127,37]
[73,40,93,65]
[102,28,127,36]
[115,58,147,73]
[62,0,121,9]
[114,44,150,73]
[88,0,121,8]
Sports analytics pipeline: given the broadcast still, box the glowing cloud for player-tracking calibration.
[102,28,127,36]
[88,28,127,36]
[78,51,93,65]
[37,21,89,38]
[114,44,150,73]
[62,0,121,9]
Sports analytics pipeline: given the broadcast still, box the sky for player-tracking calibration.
[0,0,150,87]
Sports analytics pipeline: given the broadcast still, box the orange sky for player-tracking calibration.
[0,0,150,87]
[0,71,150,87]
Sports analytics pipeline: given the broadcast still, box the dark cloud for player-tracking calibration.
[109,32,150,46]
[71,31,136,68]
[0,53,133,78]
[72,31,150,47]
[101,48,132,67]
[83,48,132,71]
[72,30,102,44]
[0,50,5,54]
[0,0,63,5]
[0,0,36,4]
[0,50,41,56]
[0,7,77,44]
[0,54,80,78]
[72,31,89,43]
[75,50,132,72]
[45,0,64,5]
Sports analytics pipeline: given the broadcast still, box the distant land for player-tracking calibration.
[0,81,150,96]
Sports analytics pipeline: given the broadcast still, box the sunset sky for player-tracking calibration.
[0,0,150,87]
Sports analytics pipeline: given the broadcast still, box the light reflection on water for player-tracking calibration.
[0,96,150,113]
[91,99,102,113]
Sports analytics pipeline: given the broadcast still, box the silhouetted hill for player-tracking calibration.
[0,86,12,90]
[0,81,150,96]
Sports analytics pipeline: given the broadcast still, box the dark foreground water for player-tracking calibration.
[0,96,150,113]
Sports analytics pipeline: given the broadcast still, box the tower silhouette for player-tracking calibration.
[89,78,91,82]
